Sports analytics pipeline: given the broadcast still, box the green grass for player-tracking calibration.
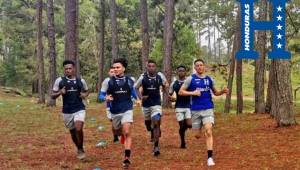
[210,63,300,102]
[1,93,299,169]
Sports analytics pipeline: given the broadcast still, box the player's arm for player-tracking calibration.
[51,89,64,99]
[134,75,143,100]
[168,81,176,102]
[79,79,89,99]
[212,87,229,96]
[159,72,170,94]
[178,77,201,96]
[98,78,112,102]
[51,78,65,99]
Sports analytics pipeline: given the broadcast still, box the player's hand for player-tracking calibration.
[105,95,114,102]
[141,95,148,101]
[60,86,66,95]
[80,92,86,99]
[193,88,201,96]
[222,88,229,94]
[135,99,142,106]
[168,95,176,102]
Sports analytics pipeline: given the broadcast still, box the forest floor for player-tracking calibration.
[0,91,299,170]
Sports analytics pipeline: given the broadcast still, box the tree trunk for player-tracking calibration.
[235,4,243,114]
[224,5,241,113]
[236,59,243,114]
[224,40,236,113]
[37,0,45,104]
[265,62,273,114]
[97,0,105,94]
[271,60,297,126]
[162,0,175,108]
[207,17,212,62]
[65,0,79,76]
[110,0,118,61]
[46,0,57,106]
[140,0,149,72]
[254,0,267,113]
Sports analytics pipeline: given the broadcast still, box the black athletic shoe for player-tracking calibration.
[122,158,131,168]
[180,142,186,149]
[113,136,119,143]
[153,146,160,156]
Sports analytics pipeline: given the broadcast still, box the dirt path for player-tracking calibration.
[0,95,299,169]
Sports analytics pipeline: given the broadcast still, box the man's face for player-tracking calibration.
[194,61,205,75]
[108,68,115,77]
[177,67,186,78]
[147,63,156,74]
[113,63,125,76]
[64,64,75,77]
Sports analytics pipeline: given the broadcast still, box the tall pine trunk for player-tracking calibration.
[270,60,297,126]
[97,0,105,93]
[235,4,243,114]
[110,0,118,61]
[254,0,267,113]
[224,5,241,113]
[162,0,175,108]
[37,0,45,104]
[65,0,79,76]
[47,0,57,106]
[140,0,149,72]
[265,62,273,114]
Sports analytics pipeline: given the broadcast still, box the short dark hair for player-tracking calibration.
[194,59,205,65]
[113,58,128,68]
[176,65,186,70]
[109,66,114,69]
[63,60,75,67]
[147,60,156,65]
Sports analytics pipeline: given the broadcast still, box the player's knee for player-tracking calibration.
[186,123,192,129]
[205,128,213,137]
[152,114,161,121]
[145,120,152,131]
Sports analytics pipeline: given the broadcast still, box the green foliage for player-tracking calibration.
[150,26,200,71]
[0,0,300,94]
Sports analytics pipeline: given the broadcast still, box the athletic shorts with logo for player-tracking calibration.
[111,110,133,130]
[191,109,214,129]
[63,110,86,129]
[142,105,162,120]
[175,108,191,121]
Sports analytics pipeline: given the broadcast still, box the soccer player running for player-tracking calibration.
[99,66,119,142]
[179,59,229,166]
[168,65,192,149]
[99,58,140,168]
[51,60,89,160]
[134,60,169,156]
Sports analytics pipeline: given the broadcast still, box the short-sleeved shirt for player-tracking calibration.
[134,72,167,107]
[53,76,88,114]
[182,74,215,111]
[169,79,190,108]
[101,77,112,108]
[101,76,135,114]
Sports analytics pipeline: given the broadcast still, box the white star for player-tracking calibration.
[277,15,282,21]
[277,6,282,12]
[277,43,282,49]
[277,33,283,39]
[277,24,282,30]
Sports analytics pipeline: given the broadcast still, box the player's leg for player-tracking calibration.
[74,110,86,160]
[202,109,215,166]
[151,105,162,156]
[121,110,133,168]
[142,107,153,142]
[176,108,186,148]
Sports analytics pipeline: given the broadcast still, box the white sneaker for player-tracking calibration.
[77,150,86,160]
[207,157,215,166]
